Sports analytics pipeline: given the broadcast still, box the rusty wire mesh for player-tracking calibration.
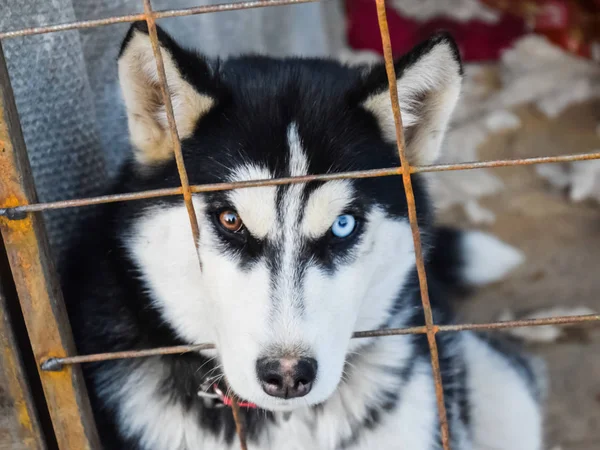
[1,0,600,449]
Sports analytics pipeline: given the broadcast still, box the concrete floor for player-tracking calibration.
[440,101,600,450]
[1,102,599,449]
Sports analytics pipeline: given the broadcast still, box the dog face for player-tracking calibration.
[118,22,462,411]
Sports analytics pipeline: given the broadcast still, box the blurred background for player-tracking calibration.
[0,1,599,449]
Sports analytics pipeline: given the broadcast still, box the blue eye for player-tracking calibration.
[331,214,357,239]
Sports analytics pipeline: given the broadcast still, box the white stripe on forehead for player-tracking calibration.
[227,164,276,239]
[281,124,309,227]
[287,123,309,177]
[270,123,309,318]
[280,123,308,232]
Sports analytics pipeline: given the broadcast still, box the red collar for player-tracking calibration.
[213,384,257,409]
[197,383,257,409]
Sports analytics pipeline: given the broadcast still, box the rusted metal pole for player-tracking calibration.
[0,247,47,450]
[0,42,101,450]
[230,397,249,450]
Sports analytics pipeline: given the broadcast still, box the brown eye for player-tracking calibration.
[218,210,244,233]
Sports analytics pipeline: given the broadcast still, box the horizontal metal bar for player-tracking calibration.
[40,313,600,371]
[0,186,185,216]
[155,0,318,20]
[40,343,216,371]
[354,313,600,337]
[0,14,145,39]
[0,167,401,215]
[412,152,600,174]
[0,0,319,39]
[2,151,600,217]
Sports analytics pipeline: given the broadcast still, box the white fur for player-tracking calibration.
[462,332,544,450]
[362,40,462,166]
[460,230,525,286]
[97,361,227,450]
[352,363,440,450]
[272,123,311,332]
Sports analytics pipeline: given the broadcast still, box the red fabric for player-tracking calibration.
[213,384,257,409]
[530,0,600,59]
[346,0,527,62]
[534,0,570,29]
[221,396,257,409]
[346,0,600,62]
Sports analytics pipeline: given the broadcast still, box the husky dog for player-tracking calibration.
[62,22,545,450]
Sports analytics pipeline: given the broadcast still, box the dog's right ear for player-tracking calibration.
[118,21,218,167]
[358,33,463,166]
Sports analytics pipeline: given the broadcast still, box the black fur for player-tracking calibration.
[428,227,472,294]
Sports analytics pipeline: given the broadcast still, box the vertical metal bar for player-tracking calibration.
[142,0,202,268]
[230,397,249,450]
[141,1,246,448]
[373,1,452,449]
[0,264,47,449]
[0,41,101,450]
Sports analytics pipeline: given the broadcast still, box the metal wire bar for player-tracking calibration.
[156,0,318,19]
[142,0,202,268]
[39,313,600,371]
[0,168,399,216]
[410,152,600,173]
[0,13,146,39]
[354,313,600,337]
[2,151,600,218]
[144,0,239,443]
[374,1,451,447]
[230,397,249,450]
[40,343,216,371]
[0,0,319,39]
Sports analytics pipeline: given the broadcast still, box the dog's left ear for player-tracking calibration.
[118,21,218,167]
[360,33,463,166]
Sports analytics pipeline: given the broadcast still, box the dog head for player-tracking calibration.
[118,22,462,411]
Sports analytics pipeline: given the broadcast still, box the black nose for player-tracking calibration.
[256,357,317,399]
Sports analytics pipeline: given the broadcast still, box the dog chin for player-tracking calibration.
[257,399,304,412]
[247,383,339,412]
[252,395,317,412]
